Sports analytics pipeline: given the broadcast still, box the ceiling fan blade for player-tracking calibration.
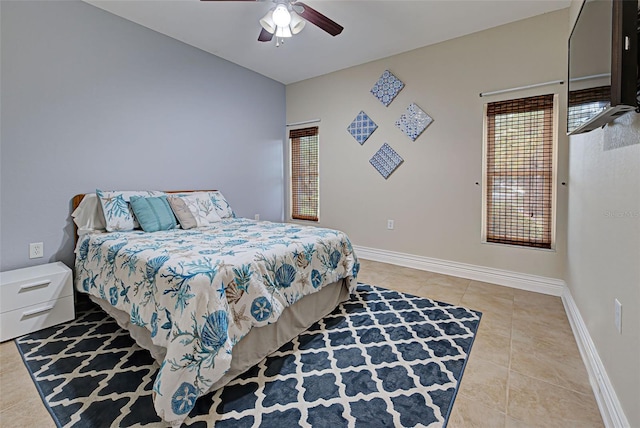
[293,2,343,36]
[258,28,274,42]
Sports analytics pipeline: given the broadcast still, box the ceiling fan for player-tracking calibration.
[201,0,343,45]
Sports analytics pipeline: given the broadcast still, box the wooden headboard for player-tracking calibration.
[72,190,218,241]
[72,190,218,212]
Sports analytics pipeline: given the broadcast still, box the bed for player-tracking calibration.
[72,190,359,426]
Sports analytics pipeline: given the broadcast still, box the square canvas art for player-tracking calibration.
[370,143,404,179]
[370,70,405,107]
[396,103,433,141]
[347,111,378,145]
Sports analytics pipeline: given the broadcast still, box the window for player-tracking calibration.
[290,126,319,221]
[484,94,555,249]
[567,86,610,133]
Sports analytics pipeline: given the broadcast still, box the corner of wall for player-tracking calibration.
[561,285,630,428]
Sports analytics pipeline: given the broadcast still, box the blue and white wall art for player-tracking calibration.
[370,70,405,107]
[347,111,378,145]
[370,143,404,179]
[396,103,433,141]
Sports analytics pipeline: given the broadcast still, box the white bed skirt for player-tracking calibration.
[89,278,351,392]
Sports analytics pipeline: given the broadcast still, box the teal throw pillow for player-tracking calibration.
[129,195,177,233]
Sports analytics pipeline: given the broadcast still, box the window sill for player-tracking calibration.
[288,218,319,225]
[481,240,556,252]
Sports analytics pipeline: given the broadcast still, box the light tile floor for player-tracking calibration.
[357,259,603,427]
[0,260,604,427]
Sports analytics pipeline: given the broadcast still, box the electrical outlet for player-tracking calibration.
[29,242,44,259]
[254,214,260,221]
[387,219,394,230]
[614,299,622,333]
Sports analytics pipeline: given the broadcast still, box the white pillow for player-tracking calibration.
[209,191,235,218]
[72,193,106,234]
[170,191,235,219]
[96,189,165,232]
[176,193,222,226]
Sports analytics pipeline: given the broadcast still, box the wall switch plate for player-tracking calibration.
[614,299,622,334]
[29,242,44,259]
[387,219,394,230]
[254,214,260,221]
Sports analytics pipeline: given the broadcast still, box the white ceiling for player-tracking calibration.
[86,0,570,84]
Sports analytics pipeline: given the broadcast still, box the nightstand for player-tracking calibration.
[0,262,75,341]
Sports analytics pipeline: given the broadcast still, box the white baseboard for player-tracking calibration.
[562,287,630,428]
[353,245,564,296]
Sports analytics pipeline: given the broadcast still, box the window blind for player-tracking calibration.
[485,94,554,249]
[290,126,319,221]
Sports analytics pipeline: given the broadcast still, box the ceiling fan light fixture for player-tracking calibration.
[275,25,292,38]
[272,3,291,27]
[252,0,342,45]
[289,11,305,35]
[259,10,276,34]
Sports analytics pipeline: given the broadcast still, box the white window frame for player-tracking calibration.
[287,124,320,223]
[481,94,558,251]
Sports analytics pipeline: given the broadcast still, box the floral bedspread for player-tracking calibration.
[74,218,359,425]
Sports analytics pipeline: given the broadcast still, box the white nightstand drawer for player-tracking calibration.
[0,262,73,313]
[0,295,75,342]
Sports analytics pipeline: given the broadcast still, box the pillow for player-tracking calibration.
[72,193,106,234]
[167,196,198,230]
[172,193,221,226]
[208,191,235,218]
[96,189,165,232]
[129,195,177,232]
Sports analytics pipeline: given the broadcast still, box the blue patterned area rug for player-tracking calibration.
[16,284,481,427]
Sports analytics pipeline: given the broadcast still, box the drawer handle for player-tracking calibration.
[19,280,51,291]
[22,305,55,317]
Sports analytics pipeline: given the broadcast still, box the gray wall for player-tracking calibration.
[0,1,286,271]
[566,4,640,426]
[286,10,569,280]
[567,113,640,427]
